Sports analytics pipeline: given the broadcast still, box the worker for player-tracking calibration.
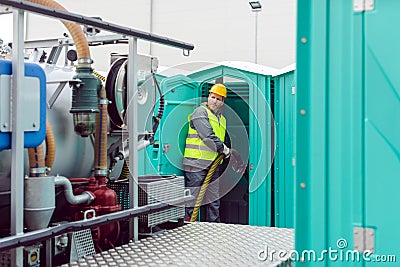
[183,83,231,222]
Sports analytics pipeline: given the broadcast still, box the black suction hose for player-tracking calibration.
[151,73,164,135]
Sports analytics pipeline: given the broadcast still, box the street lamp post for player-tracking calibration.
[249,1,262,64]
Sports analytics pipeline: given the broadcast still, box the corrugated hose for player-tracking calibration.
[190,153,225,222]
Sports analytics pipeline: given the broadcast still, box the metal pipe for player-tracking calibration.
[113,140,151,163]
[149,0,153,55]
[128,37,139,241]
[10,8,24,267]
[54,176,94,205]
[0,0,194,51]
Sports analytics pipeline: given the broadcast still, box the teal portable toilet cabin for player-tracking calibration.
[297,0,400,265]
[188,62,277,225]
[147,74,200,176]
[273,65,296,228]
[137,73,171,176]
[152,62,277,225]
[144,63,299,227]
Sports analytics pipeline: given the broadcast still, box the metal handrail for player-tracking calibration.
[0,0,194,51]
[0,195,193,251]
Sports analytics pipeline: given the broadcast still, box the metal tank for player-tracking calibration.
[0,39,159,235]
[24,176,56,231]
[44,64,94,178]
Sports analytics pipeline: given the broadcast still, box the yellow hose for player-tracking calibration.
[119,159,130,180]
[94,86,108,173]
[27,0,90,60]
[45,119,56,173]
[91,71,108,174]
[190,153,225,222]
[28,120,56,176]
[93,71,106,82]
[28,144,46,177]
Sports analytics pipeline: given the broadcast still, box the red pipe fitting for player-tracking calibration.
[70,176,121,251]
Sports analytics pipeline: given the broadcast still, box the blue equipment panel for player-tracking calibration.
[0,60,46,150]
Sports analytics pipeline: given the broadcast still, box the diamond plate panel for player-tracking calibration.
[65,223,294,266]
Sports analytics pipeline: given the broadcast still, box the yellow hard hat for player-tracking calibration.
[209,83,227,98]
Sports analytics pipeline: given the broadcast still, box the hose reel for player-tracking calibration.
[105,56,165,176]
[105,57,129,129]
[105,57,153,130]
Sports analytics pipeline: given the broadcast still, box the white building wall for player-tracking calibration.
[151,0,296,69]
[21,0,296,70]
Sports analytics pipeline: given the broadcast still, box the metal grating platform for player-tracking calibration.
[108,176,186,228]
[65,222,294,266]
[138,176,185,227]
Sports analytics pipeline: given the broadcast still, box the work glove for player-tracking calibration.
[230,149,247,175]
[222,144,231,158]
[233,162,247,175]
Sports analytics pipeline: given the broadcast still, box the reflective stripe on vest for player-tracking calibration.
[184,106,226,162]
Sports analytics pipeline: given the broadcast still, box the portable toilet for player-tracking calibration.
[151,61,279,225]
[272,64,296,228]
[296,0,400,264]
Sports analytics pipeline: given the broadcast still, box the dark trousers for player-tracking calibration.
[184,167,220,222]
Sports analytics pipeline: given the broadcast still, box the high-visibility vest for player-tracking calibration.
[184,106,226,162]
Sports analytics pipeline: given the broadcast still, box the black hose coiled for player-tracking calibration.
[152,74,164,135]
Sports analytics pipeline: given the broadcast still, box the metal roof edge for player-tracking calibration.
[218,61,279,76]
[273,63,296,77]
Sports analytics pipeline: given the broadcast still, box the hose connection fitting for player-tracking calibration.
[29,167,47,177]
[94,169,108,177]
[77,58,93,68]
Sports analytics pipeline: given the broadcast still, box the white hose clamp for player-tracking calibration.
[78,58,93,64]
[99,99,109,105]
[30,167,47,174]
[77,58,93,68]
[94,169,108,176]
